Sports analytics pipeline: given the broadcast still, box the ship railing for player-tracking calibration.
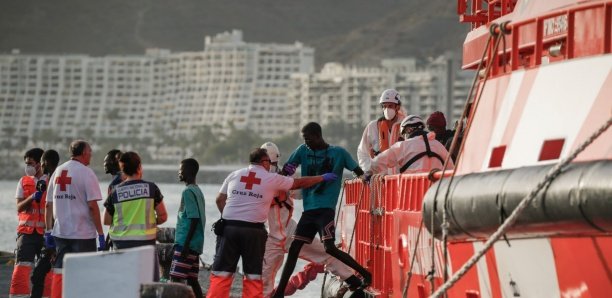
[464,1,612,76]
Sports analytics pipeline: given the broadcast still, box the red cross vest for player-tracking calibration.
[17,176,46,234]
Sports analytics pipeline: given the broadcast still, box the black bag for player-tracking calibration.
[212,218,225,236]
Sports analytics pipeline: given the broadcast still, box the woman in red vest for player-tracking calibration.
[10,148,47,298]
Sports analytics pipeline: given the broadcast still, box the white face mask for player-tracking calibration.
[269,165,278,173]
[383,108,396,120]
[25,165,37,176]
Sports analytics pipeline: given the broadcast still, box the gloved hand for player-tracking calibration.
[36,179,47,192]
[32,191,43,202]
[322,173,337,182]
[281,163,297,176]
[44,232,55,249]
[97,234,106,251]
[362,171,373,183]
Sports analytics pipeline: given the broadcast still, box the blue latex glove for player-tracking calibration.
[32,191,43,202]
[362,171,373,183]
[44,232,55,249]
[281,163,297,176]
[322,173,338,182]
[97,234,106,251]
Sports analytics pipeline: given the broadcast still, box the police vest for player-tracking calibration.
[17,176,45,234]
[109,182,158,241]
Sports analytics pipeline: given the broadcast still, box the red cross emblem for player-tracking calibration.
[240,171,261,190]
[55,170,72,191]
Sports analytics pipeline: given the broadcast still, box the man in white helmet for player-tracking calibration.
[368,115,454,174]
[260,142,363,297]
[357,89,406,174]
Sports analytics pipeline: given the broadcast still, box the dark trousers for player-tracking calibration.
[53,237,96,269]
[212,222,267,276]
[113,239,160,281]
[16,232,49,297]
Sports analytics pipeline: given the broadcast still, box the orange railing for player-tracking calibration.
[458,0,517,30]
[343,172,449,297]
[463,1,612,75]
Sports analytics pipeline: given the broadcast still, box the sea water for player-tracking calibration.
[0,180,321,297]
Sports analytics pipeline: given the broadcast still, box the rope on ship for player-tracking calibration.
[429,114,612,298]
[401,21,510,297]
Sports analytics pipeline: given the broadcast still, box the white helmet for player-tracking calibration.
[379,89,401,105]
[260,142,280,163]
[400,115,424,128]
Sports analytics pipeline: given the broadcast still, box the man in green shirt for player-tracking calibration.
[170,158,206,298]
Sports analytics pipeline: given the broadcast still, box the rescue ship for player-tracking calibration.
[327,1,612,297]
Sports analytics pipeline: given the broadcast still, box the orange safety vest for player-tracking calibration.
[17,176,46,234]
[376,118,403,155]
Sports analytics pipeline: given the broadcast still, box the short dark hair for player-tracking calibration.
[249,148,269,163]
[24,148,44,163]
[69,140,90,157]
[42,150,60,168]
[301,122,322,137]
[106,149,122,161]
[181,158,199,177]
[119,151,141,176]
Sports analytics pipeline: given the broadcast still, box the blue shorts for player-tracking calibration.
[169,245,199,280]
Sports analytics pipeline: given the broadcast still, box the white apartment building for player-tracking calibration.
[0,30,314,141]
[289,54,472,130]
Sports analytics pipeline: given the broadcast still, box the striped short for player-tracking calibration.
[169,246,199,280]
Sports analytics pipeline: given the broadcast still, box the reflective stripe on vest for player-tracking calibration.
[109,198,157,241]
[17,176,45,234]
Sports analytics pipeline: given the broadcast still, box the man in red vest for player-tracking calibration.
[10,148,47,298]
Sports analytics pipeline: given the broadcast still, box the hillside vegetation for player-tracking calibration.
[0,0,468,67]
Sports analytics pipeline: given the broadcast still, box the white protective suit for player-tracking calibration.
[370,131,454,174]
[263,193,353,297]
[357,116,405,175]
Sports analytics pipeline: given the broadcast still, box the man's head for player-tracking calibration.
[23,148,44,177]
[119,151,142,178]
[69,140,92,166]
[400,115,425,138]
[249,148,272,172]
[379,89,401,121]
[426,111,447,134]
[260,142,280,173]
[179,158,199,183]
[41,149,60,175]
[104,149,122,175]
[301,122,325,150]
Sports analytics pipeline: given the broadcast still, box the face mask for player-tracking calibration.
[269,165,278,173]
[25,165,37,176]
[383,108,396,120]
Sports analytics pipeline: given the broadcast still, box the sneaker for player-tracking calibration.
[360,272,372,289]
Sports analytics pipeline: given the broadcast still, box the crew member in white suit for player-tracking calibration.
[259,142,362,297]
[369,115,454,175]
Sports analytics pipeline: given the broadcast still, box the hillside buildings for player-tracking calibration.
[0,30,470,147]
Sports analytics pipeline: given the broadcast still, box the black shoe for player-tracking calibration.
[348,288,366,298]
[360,272,372,289]
[344,275,362,291]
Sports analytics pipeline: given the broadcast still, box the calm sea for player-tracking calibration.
[0,180,321,297]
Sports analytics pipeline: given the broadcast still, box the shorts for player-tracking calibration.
[293,208,336,244]
[169,245,200,280]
